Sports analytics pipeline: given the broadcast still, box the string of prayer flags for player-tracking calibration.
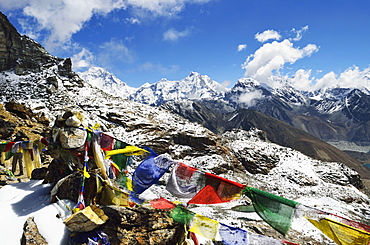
[169,205,195,225]
[218,223,248,245]
[153,202,300,245]
[188,172,245,205]
[307,218,370,245]
[74,142,91,212]
[166,163,205,198]
[243,187,300,235]
[132,153,175,194]
[189,213,220,241]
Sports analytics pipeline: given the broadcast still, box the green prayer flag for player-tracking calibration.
[243,187,299,235]
[169,205,195,225]
[111,140,130,170]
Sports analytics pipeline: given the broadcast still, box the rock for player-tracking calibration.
[236,150,279,175]
[5,101,34,120]
[59,127,87,149]
[0,118,16,138]
[100,205,185,245]
[50,171,98,206]
[31,167,48,180]
[65,115,82,127]
[64,205,109,233]
[21,217,48,245]
[0,12,64,74]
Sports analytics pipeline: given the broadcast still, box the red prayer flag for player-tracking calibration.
[188,185,224,205]
[149,197,176,210]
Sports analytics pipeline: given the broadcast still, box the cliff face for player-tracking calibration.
[0,12,67,75]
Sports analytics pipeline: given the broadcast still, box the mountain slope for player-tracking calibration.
[163,100,370,182]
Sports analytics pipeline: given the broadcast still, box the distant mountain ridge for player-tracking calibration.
[80,67,370,149]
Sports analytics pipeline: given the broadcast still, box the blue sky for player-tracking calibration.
[1,0,370,90]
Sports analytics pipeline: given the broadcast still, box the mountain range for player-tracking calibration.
[79,67,370,150]
[1,11,370,244]
[79,66,370,179]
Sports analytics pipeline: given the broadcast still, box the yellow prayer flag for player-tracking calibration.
[126,177,133,191]
[104,145,149,159]
[189,214,220,241]
[307,218,370,245]
[83,165,90,178]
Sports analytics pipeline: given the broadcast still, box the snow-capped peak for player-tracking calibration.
[78,66,137,99]
[129,71,228,105]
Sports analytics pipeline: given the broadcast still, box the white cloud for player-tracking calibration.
[312,66,370,91]
[290,25,309,41]
[238,90,264,107]
[71,48,95,71]
[290,69,314,91]
[126,0,210,17]
[20,0,126,50]
[237,44,247,51]
[255,29,281,43]
[312,71,338,91]
[242,39,319,85]
[163,28,191,41]
[97,38,134,66]
[0,0,29,10]
[125,17,141,24]
[9,0,209,51]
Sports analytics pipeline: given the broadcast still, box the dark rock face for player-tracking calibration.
[31,167,48,180]
[0,12,64,75]
[21,217,48,245]
[100,206,185,245]
[0,117,16,138]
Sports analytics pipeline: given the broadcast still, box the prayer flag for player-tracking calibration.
[100,133,114,151]
[166,163,205,198]
[169,205,195,225]
[219,223,248,245]
[149,197,176,210]
[188,172,244,205]
[104,145,148,159]
[132,153,175,194]
[188,185,223,204]
[189,214,220,241]
[243,187,299,235]
[105,141,148,171]
[307,218,370,245]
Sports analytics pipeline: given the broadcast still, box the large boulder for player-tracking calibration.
[100,205,185,245]
[64,205,109,233]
